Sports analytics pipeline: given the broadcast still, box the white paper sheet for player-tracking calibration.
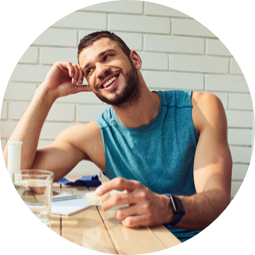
[51,192,93,216]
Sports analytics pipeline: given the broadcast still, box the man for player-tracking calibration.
[3,31,232,242]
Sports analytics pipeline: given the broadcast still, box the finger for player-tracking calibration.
[96,178,142,196]
[101,192,136,211]
[72,65,80,84]
[64,62,75,78]
[122,215,150,228]
[74,84,92,93]
[115,204,144,220]
[77,66,84,85]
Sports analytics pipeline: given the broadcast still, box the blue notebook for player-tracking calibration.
[55,175,102,187]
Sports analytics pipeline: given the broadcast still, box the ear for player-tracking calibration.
[129,50,142,70]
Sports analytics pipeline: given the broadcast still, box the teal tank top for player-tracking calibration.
[95,90,201,242]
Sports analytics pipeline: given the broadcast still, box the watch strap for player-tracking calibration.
[164,193,185,226]
[169,214,183,225]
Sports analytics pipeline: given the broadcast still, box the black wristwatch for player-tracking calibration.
[165,194,185,225]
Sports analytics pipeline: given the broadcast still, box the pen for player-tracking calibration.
[52,195,83,202]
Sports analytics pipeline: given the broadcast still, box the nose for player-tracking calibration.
[96,63,111,80]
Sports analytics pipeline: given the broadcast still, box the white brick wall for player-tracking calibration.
[19,47,38,64]
[1,2,252,199]
[10,64,51,83]
[172,19,217,37]
[76,105,109,122]
[144,2,188,17]
[52,12,107,30]
[206,39,232,57]
[143,71,203,90]
[169,55,229,73]
[108,14,170,33]
[144,35,204,54]
[4,82,36,101]
[82,1,143,14]
[253,115,255,149]
[40,48,78,65]
[226,111,253,128]
[1,102,8,120]
[33,28,77,47]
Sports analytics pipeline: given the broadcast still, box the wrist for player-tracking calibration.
[163,195,175,224]
[36,83,58,103]
[164,194,185,226]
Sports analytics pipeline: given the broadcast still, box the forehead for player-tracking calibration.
[79,38,122,66]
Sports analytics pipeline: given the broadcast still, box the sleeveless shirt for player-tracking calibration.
[95,90,201,242]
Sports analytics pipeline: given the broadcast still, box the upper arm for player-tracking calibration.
[32,123,93,181]
[192,92,232,200]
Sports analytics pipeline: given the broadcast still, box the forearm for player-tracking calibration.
[170,189,230,231]
[3,85,57,169]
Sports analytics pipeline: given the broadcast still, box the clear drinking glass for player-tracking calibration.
[13,170,54,227]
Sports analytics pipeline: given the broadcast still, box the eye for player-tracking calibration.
[104,54,112,61]
[86,68,94,75]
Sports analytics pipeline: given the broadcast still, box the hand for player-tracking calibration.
[96,178,174,228]
[41,61,91,98]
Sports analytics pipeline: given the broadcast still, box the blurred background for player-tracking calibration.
[0,1,253,200]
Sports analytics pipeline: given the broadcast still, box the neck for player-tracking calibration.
[112,77,160,128]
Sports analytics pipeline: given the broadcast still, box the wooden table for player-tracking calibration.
[50,176,181,254]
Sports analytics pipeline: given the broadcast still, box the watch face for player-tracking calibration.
[172,195,185,215]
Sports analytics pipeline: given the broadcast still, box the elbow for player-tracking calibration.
[207,190,231,229]
[3,148,32,172]
[215,191,231,222]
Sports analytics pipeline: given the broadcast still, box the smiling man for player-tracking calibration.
[78,37,141,108]
[3,31,232,242]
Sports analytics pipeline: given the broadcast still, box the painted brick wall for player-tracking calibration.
[0,1,253,199]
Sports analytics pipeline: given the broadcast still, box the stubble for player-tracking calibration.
[94,65,141,110]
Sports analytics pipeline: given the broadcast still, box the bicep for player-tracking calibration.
[32,126,88,181]
[192,93,232,197]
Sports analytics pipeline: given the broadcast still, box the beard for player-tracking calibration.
[93,64,141,110]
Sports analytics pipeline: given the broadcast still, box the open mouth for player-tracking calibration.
[100,73,120,90]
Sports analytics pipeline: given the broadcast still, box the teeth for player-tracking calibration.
[103,76,116,88]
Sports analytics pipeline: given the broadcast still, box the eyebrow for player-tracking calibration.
[83,49,117,71]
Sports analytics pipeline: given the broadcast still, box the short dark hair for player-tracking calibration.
[77,31,131,61]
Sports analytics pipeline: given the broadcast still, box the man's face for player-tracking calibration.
[78,38,140,107]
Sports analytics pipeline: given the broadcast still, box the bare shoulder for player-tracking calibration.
[192,91,224,112]
[191,92,227,135]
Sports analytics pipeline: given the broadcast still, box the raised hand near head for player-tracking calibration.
[41,61,91,99]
